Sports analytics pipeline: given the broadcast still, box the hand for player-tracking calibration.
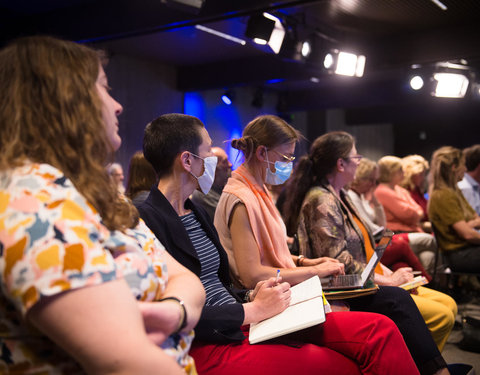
[250,279,267,301]
[251,277,291,321]
[388,267,414,287]
[303,256,340,267]
[314,261,345,277]
[137,300,184,345]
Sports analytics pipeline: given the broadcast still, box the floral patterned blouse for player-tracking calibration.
[0,163,195,374]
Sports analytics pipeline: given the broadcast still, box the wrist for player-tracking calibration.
[297,255,305,267]
[159,297,187,334]
[244,289,253,302]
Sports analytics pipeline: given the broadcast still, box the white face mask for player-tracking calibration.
[189,153,218,194]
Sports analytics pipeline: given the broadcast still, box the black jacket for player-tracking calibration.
[138,187,246,343]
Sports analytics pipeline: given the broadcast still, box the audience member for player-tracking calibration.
[429,146,480,273]
[138,113,420,375]
[401,154,431,226]
[125,150,157,208]
[458,144,480,215]
[107,162,126,194]
[281,131,455,354]
[375,155,437,273]
[191,146,232,221]
[215,117,449,374]
[0,36,205,374]
[348,158,431,280]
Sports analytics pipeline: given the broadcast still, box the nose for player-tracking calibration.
[115,99,123,116]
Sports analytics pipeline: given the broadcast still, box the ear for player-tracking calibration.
[337,158,345,172]
[255,145,267,162]
[179,151,192,172]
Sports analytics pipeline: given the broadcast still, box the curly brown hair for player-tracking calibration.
[0,36,137,231]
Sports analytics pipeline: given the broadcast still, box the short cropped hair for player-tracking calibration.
[143,113,204,178]
[463,145,480,172]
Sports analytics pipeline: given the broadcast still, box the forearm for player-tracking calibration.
[239,263,317,289]
[374,273,397,286]
[162,271,205,332]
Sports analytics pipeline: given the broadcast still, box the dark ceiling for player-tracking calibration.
[2,0,480,114]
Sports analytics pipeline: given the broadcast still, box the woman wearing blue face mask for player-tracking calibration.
[215,117,452,375]
[215,115,346,289]
[139,113,420,375]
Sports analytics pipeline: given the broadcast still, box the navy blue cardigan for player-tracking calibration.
[138,187,246,343]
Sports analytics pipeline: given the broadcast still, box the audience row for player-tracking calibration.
[2,35,479,375]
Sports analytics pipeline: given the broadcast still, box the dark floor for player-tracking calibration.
[438,289,480,374]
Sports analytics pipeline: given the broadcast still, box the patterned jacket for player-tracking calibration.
[296,180,375,274]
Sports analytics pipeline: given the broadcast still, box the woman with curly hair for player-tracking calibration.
[0,36,204,374]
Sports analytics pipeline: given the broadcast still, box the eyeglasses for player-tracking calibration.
[269,149,296,162]
[345,154,363,161]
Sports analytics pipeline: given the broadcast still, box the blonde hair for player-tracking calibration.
[0,36,137,231]
[351,158,377,190]
[401,155,429,190]
[377,156,403,183]
[429,146,463,191]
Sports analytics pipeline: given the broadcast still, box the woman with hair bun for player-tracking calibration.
[215,117,448,374]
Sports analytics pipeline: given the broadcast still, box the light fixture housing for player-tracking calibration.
[245,13,285,54]
[433,73,469,98]
[409,61,473,98]
[323,49,366,77]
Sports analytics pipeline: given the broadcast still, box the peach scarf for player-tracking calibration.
[222,165,296,269]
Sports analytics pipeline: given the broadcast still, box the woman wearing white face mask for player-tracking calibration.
[138,113,420,375]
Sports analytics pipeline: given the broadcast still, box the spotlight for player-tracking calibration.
[301,41,312,58]
[221,90,235,105]
[323,53,334,69]
[410,75,424,90]
[323,50,366,77]
[245,13,285,54]
[433,73,469,98]
[408,61,473,98]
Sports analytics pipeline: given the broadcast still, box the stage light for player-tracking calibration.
[221,90,235,105]
[301,41,311,58]
[323,50,366,77]
[410,75,424,90]
[408,61,473,98]
[323,53,334,69]
[433,73,469,98]
[245,13,285,54]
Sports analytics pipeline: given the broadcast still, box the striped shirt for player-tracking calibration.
[181,212,237,306]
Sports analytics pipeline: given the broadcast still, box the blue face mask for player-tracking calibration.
[265,151,293,185]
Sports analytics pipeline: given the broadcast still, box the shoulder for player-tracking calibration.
[430,188,461,209]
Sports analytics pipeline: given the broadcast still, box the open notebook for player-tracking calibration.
[320,230,393,291]
[248,276,326,344]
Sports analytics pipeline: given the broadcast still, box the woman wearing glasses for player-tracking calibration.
[281,131,455,357]
[215,120,450,375]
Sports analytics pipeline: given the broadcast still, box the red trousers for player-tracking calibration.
[381,233,432,281]
[190,311,419,375]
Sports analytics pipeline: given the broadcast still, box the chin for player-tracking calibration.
[111,136,122,151]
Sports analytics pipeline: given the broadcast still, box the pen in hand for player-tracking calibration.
[275,269,281,285]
